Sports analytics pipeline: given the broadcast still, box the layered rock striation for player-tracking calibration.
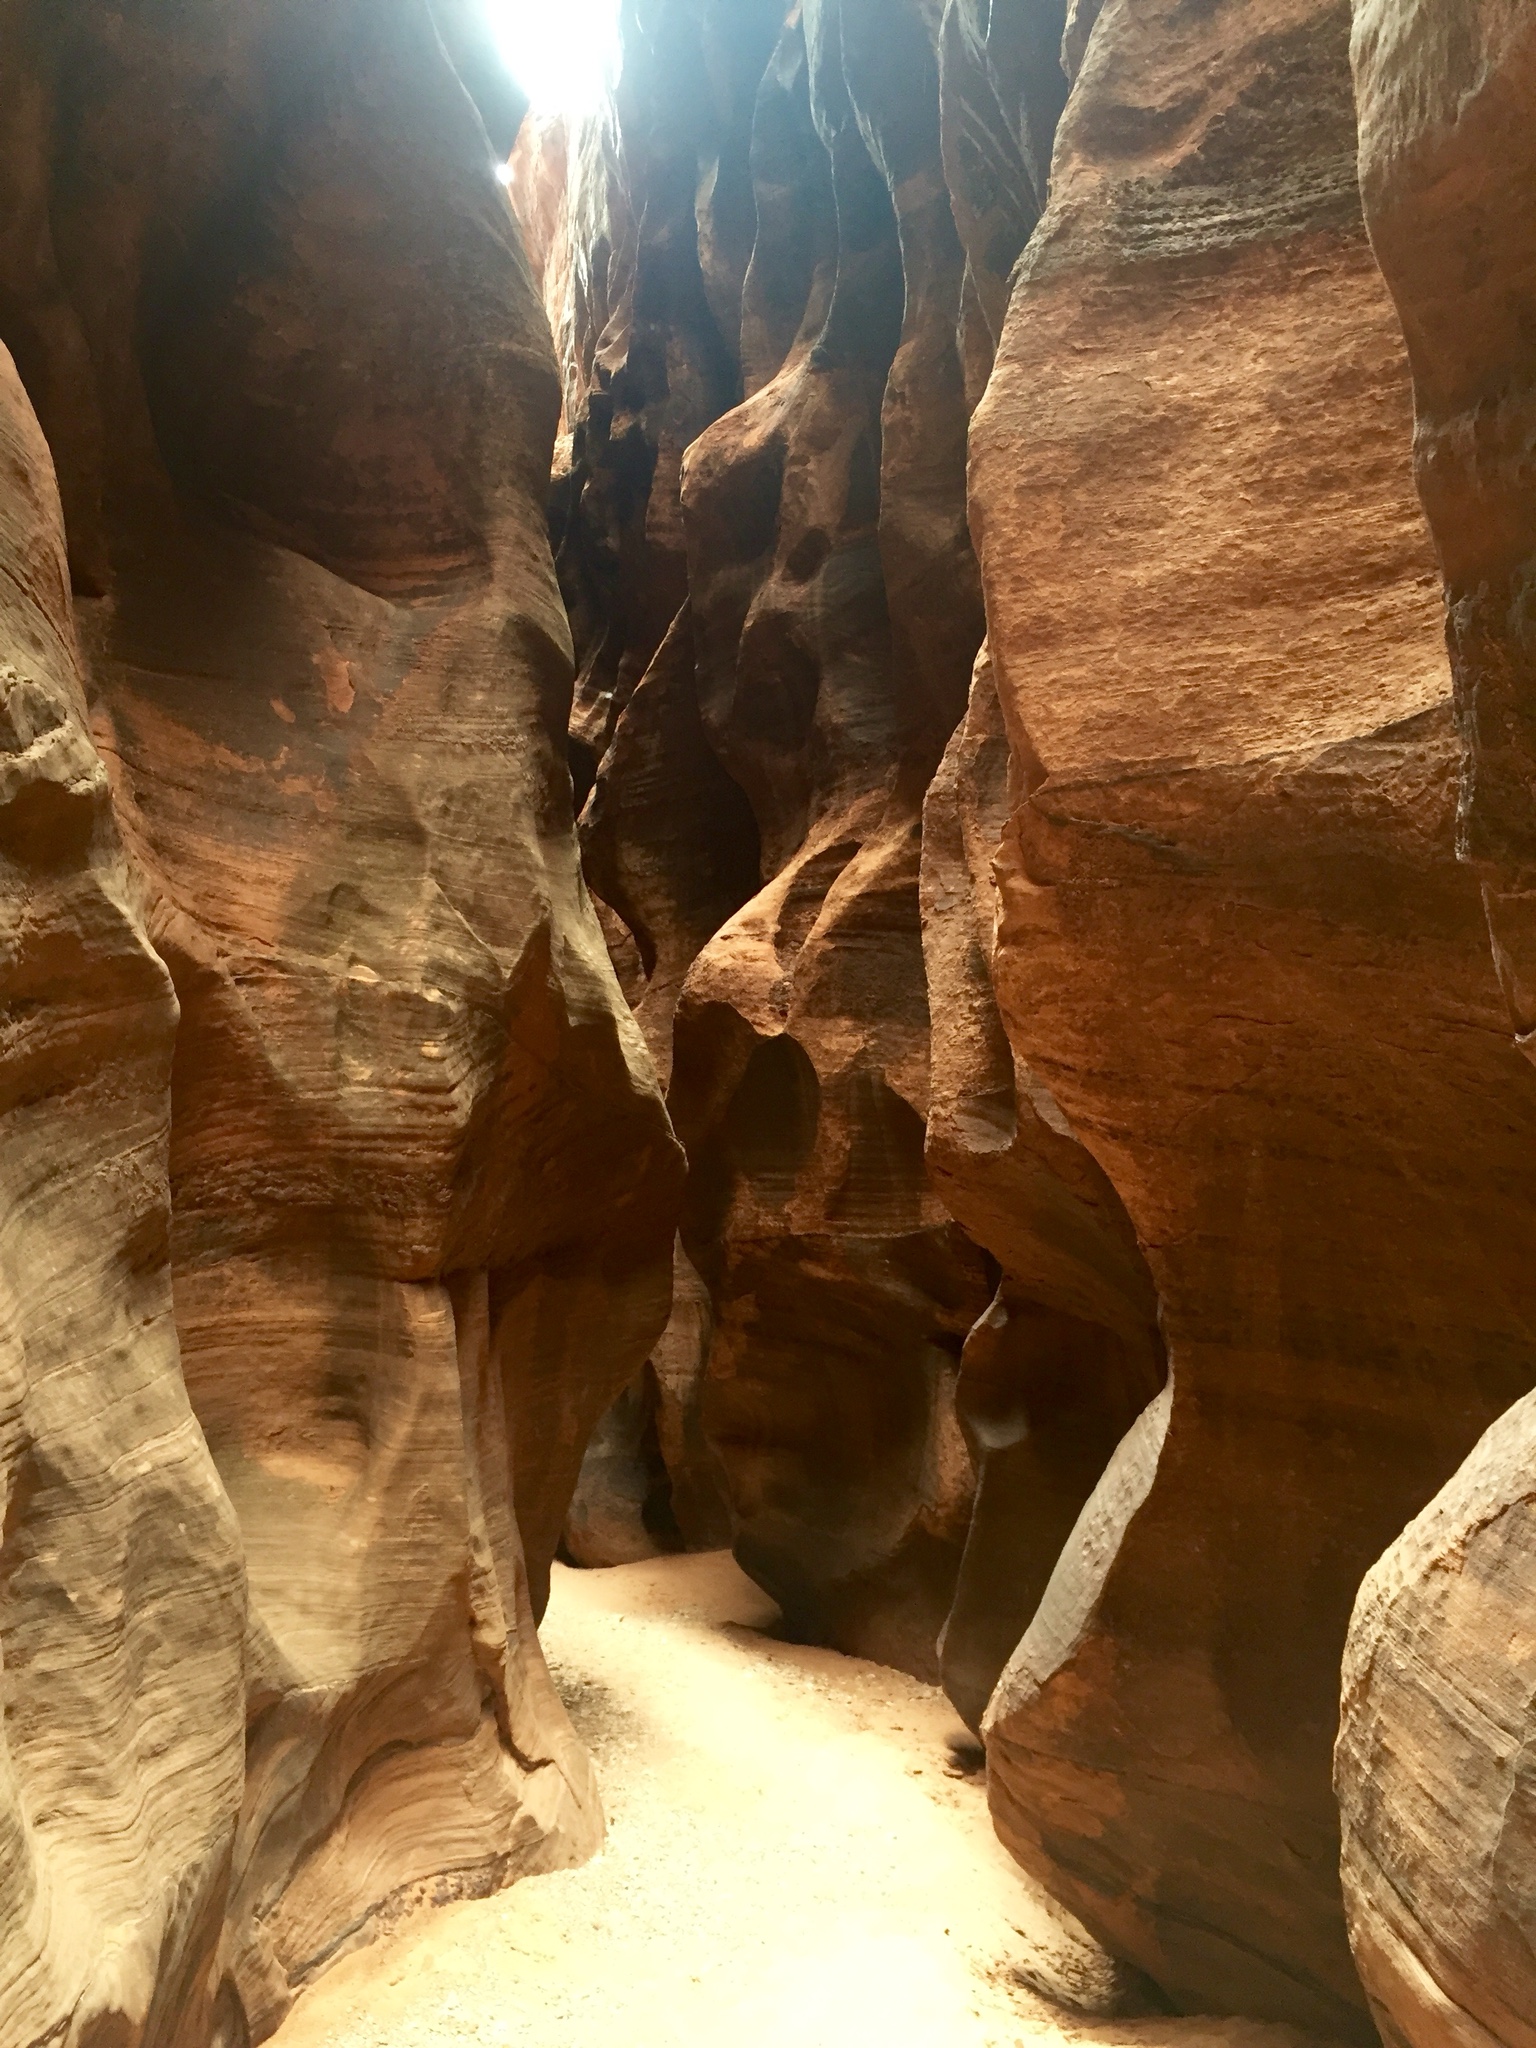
[1337,1390,1536,2048]
[0,338,246,2048]
[530,0,1171,1695]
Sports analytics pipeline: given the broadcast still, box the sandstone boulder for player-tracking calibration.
[1336,1389,1536,2048]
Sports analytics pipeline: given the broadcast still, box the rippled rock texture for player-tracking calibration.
[971,0,1536,2035]
[1337,1391,1536,2048]
[11,0,1536,2041]
[525,0,997,1675]
[529,0,1169,1699]
[0,336,246,2048]
[0,3,680,2041]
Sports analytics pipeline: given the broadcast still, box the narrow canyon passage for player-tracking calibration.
[266,1555,1304,2048]
[5,5,1536,2047]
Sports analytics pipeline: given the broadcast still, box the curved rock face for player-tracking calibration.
[1,4,681,2041]
[668,0,996,1678]
[920,648,1165,1735]
[526,0,1014,1676]
[1351,1,1536,1072]
[969,0,1536,2034]
[1336,1390,1536,2048]
[0,342,246,2048]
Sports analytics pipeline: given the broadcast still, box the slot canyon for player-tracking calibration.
[1,2,1534,2046]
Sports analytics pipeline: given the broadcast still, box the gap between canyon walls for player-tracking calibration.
[0,3,680,2043]
[516,0,1536,2044]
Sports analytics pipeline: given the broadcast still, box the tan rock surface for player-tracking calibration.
[1336,1390,1536,2048]
[0,345,245,2048]
[968,0,1536,2032]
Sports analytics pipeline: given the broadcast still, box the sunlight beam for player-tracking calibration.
[479,0,622,119]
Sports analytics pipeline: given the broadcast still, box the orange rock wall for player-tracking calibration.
[971,1,1536,2032]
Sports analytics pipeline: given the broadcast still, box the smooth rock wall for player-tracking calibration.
[971,0,1536,2034]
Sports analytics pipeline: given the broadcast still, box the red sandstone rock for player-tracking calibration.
[970,0,1536,2032]
[529,0,1004,1677]
[666,0,998,1678]
[564,1244,733,1568]
[1350,1,1536,1068]
[921,646,1165,1735]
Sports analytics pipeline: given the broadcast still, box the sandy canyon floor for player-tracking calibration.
[270,1552,1320,2048]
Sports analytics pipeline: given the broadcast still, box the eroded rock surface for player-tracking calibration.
[11,0,1536,2040]
[1336,1390,1536,2048]
[970,0,1536,2034]
[0,340,246,2048]
[0,4,681,2040]
[1351,1,1536,1071]
[527,0,1009,1678]
[666,0,996,1679]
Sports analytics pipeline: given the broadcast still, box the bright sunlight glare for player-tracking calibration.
[481,0,622,118]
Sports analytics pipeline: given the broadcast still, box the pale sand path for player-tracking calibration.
[270,1552,1320,2048]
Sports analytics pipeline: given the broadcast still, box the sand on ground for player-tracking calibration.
[269,1552,1321,2048]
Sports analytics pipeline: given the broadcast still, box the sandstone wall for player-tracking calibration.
[532,0,1536,2030]
[1337,1391,1536,2048]
[1337,11,1536,2047]
[970,0,1536,2035]
[0,3,681,2040]
[0,338,246,2048]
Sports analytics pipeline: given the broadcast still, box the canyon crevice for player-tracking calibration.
[3,2,1535,2046]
